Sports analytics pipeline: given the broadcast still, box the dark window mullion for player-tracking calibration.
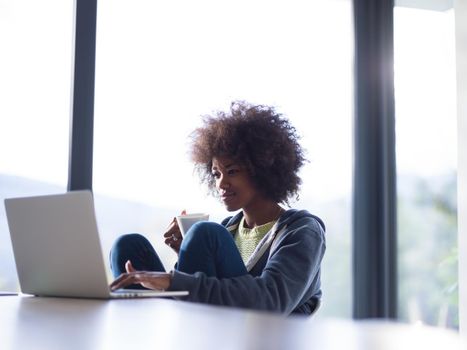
[68,0,97,191]
[353,0,397,319]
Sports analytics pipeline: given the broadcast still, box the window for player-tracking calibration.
[94,0,353,317]
[394,6,458,328]
[0,0,74,291]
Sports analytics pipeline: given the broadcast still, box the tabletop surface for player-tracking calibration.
[1,295,466,350]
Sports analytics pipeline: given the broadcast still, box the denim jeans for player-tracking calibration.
[110,221,248,288]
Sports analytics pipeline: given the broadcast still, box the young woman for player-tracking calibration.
[109,101,326,315]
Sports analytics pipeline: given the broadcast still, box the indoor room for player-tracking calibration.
[0,0,466,348]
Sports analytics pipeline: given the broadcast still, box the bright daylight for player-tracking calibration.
[0,1,462,347]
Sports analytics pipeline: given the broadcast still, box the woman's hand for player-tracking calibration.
[110,260,172,291]
[163,210,186,254]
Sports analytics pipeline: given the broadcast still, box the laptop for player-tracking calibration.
[4,191,188,299]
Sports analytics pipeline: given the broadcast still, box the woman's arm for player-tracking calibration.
[168,217,326,314]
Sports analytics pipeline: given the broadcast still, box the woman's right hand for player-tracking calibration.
[163,210,186,254]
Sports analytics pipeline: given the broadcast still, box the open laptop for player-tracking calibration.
[4,191,188,299]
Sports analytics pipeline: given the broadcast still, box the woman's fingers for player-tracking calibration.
[163,215,183,253]
[110,271,172,291]
[164,223,182,239]
[110,272,139,291]
[125,260,136,273]
[163,221,176,238]
[163,210,185,237]
[164,237,181,253]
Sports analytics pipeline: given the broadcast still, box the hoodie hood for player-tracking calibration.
[222,208,325,273]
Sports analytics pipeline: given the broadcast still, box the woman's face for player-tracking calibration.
[211,156,261,212]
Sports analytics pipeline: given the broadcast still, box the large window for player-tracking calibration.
[3,0,461,327]
[94,0,353,318]
[0,0,74,291]
[394,6,458,328]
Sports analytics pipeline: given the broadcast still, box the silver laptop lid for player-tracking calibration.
[4,191,111,298]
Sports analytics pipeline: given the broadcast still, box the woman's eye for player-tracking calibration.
[227,169,239,175]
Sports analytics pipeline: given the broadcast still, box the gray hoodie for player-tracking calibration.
[168,209,326,315]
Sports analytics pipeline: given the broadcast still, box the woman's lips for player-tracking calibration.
[221,192,235,203]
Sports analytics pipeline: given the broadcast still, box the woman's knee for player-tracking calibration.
[110,233,163,274]
[182,222,231,249]
[112,233,149,248]
[186,221,228,238]
[110,233,155,259]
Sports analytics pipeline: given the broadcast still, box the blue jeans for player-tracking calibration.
[110,221,248,288]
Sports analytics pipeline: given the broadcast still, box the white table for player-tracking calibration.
[0,295,465,350]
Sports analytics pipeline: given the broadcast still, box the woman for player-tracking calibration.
[110,101,326,315]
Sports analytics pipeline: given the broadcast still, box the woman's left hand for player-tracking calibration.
[163,210,186,254]
[110,260,172,291]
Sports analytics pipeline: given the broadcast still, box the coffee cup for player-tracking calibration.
[176,213,209,237]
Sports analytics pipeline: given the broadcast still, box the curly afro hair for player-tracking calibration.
[190,101,306,205]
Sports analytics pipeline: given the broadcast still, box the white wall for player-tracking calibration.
[455,0,467,338]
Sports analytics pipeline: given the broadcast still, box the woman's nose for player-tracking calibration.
[218,174,230,189]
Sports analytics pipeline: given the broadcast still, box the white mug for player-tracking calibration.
[176,213,209,237]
